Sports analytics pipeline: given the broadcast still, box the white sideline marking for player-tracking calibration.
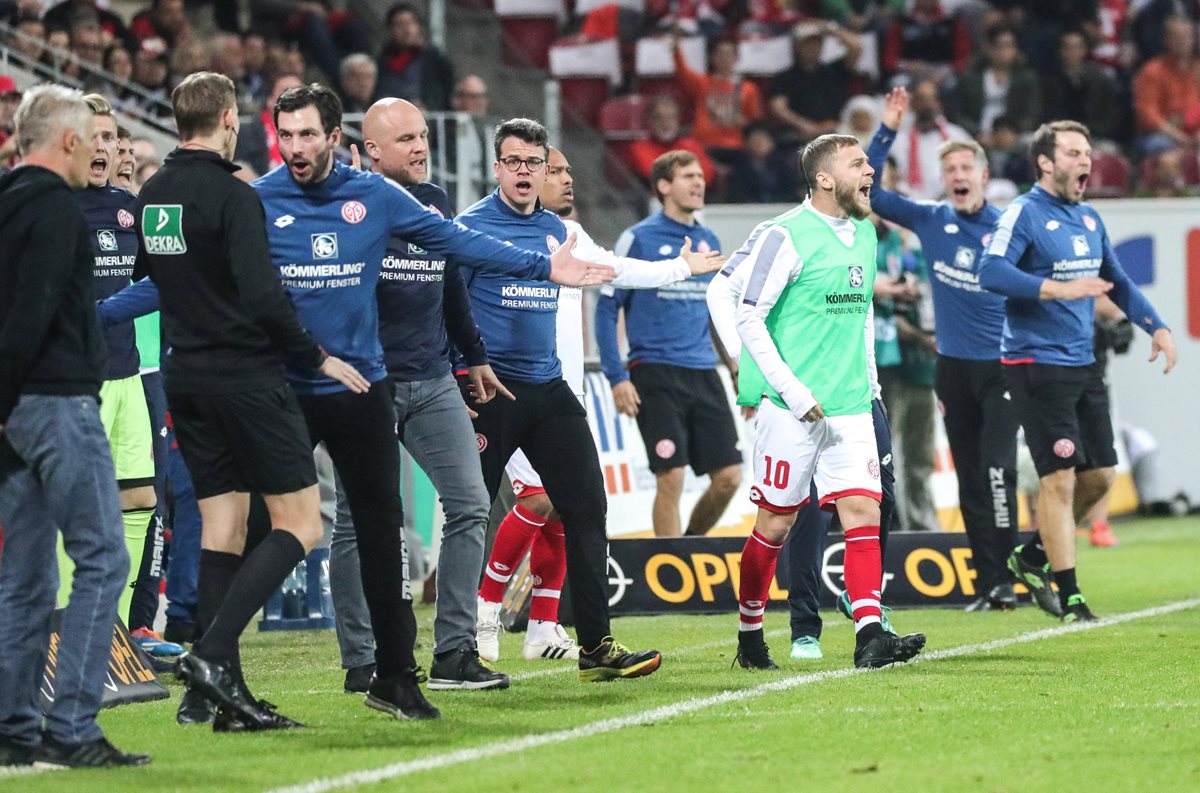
[509,626,799,682]
[269,599,1199,793]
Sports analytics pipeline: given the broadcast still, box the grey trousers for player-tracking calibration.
[329,373,490,666]
[0,395,129,745]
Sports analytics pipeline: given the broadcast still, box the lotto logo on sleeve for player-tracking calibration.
[141,205,186,254]
[341,200,366,224]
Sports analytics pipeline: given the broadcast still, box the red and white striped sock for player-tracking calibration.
[478,503,544,603]
[528,520,566,622]
[737,529,783,632]
[843,524,883,633]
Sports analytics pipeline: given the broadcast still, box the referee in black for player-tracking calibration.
[135,72,369,731]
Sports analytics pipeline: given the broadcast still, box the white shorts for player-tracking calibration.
[506,448,545,498]
[748,400,881,514]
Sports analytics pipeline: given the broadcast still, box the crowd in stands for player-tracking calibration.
[571,0,1200,202]
[0,0,468,180]
[4,0,1200,201]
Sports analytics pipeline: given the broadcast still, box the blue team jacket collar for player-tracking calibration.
[488,188,545,220]
[656,210,698,231]
[956,200,990,220]
[294,160,351,193]
[1030,183,1069,206]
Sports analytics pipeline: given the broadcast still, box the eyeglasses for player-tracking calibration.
[498,156,545,172]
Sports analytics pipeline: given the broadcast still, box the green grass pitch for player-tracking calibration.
[7,517,1199,792]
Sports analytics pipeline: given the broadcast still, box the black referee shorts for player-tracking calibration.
[629,362,742,475]
[167,384,317,500]
[1004,361,1116,478]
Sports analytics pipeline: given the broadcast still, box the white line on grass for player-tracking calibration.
[269,598,1200,793]
[509,626,801,681]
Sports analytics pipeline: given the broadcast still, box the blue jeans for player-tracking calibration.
[164,416,202,623]
[0,395,129,745]
[330,373,490,666]
[784,398,895,641]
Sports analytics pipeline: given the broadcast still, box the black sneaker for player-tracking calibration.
[365,669,442,720]
[344,663,376,694]
[578,636,662,682]
[1007,546,1063,617]
[428,647,510,690]
[1062,593,1099,623]
[174,652,270,730]
[734,631,780,670]
[0,734,35,766]
[164,619,197,645]
[33,734,150,768]
[176,687,215,725]
[854,631,926,669]
[964,582,1018,612]
[213,699,304,732]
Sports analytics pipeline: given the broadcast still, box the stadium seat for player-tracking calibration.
[599,96,648,188]
[558,77,612,127]
[1088,151,1132,198]
[550,37,621,126]
[599,94,648,139]
[1140,149,1200,187]
[500,16,561,69]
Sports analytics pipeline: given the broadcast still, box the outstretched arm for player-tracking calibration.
[96,277,161,327]
[867,87,929,230]
[1099,230,1176,373]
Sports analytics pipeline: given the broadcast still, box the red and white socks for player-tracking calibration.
[843,525,883,637]
[478,503,546,604]
[529,520,566,622]
[737,529,783,633]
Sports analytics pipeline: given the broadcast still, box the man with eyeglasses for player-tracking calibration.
[475,145,723,663]
[458,119,663,681]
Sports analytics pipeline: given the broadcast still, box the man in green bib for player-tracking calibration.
[730,134,927,670]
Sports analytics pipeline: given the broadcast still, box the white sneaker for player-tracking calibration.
[522,623,580,661]
[476,598,502,663]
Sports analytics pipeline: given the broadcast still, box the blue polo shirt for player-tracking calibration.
[978,184,1167,365]
[595,212,722,385]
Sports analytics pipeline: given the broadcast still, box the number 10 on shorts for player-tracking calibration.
[762,456,791,489]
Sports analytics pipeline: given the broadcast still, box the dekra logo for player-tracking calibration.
[141,205,186,255]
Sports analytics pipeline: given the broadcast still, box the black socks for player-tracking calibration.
[194,531,305,664]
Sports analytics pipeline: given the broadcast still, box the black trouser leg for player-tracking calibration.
[977,363,1021,580]
[300,383,416,677]
[522,383,611,651]
[937,357,1019,592]
[872,397,897,560]
[128,512,165,631]
[785,479,830,642]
